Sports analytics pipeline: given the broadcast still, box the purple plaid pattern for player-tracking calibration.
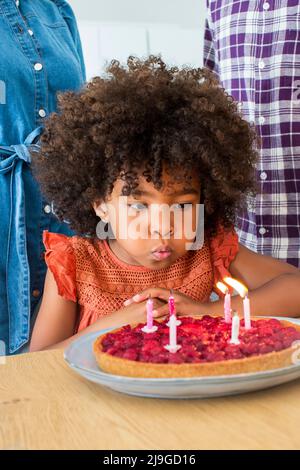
[204,0,300,267]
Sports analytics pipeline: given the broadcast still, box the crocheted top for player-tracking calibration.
[43,227,239,333]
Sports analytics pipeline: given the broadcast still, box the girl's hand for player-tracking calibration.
[111,296,167,326]
[123,288,211,317]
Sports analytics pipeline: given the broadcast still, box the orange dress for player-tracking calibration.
[43,227,239,333]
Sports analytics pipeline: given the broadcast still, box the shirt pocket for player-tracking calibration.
[273,11,300,66]
[211,1,250,61]
[21,0,67,29]
[23,12,67,29]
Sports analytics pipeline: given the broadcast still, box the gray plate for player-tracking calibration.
[64,317,300,399]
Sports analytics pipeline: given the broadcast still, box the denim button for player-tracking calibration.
[34,63,43,71]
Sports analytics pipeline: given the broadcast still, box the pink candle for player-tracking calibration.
[216,282,232,323]
[168,289,181,326]
[168,290,176,316]
[224,289,232,324]
[147,295,154,329]
[141,295,158,334]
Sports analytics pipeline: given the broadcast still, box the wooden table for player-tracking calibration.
[1,349,300,450]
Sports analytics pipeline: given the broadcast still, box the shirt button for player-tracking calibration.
[263,2,270,10]
[34,63,43,71]
[259,227,267,235]
[44,204,52,214]
[39,109,46,118]
[32,289,40,298]
[258,60,265,70]
[16,0,20,7]
[260,171,267,180]
[258,116,265,125]
[28,29,34,36]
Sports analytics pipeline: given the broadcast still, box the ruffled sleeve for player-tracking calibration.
[209,225,239,297]
[43,230,77,302]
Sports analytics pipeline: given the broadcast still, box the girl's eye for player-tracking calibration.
[128,202,148,211]
[172,203,192,211]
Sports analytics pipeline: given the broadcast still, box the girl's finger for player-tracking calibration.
[125,287,171,305]
[123,295,146,306]
[153,304,170,318]
[152,298,166,309]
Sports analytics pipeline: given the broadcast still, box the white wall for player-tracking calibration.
[68,0,207,80]
[69,0,205,27]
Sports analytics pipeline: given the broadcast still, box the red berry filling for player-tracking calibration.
[101,316,300,364]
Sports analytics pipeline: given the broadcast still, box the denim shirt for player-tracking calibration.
[0,0,86,354]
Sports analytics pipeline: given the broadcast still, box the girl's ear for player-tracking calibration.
[93,201,109,222]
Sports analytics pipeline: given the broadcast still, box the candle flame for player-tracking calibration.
[216,281,229,295]
[224,277,248,298]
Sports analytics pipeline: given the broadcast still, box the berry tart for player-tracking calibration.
[93,315,300,378]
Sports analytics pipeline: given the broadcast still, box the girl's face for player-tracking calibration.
[94,170,201,269]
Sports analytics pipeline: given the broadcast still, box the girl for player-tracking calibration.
[30,56,300,352]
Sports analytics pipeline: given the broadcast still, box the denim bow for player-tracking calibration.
[0,126,43,353]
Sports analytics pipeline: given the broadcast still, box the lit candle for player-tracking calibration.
[229,311,240,345]
[224,277,252,330]
[141,295,158,334]
[165,313,181,353]
[216,281,232,323]
[167,289,181,326]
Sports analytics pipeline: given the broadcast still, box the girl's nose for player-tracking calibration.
[150,227,174,238]
[149,205,174,238]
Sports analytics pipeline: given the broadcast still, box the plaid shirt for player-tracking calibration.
[204,0,300,267]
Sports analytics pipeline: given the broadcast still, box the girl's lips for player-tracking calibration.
[151,249,172,261]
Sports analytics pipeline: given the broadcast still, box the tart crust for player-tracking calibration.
[93,317,300,378]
